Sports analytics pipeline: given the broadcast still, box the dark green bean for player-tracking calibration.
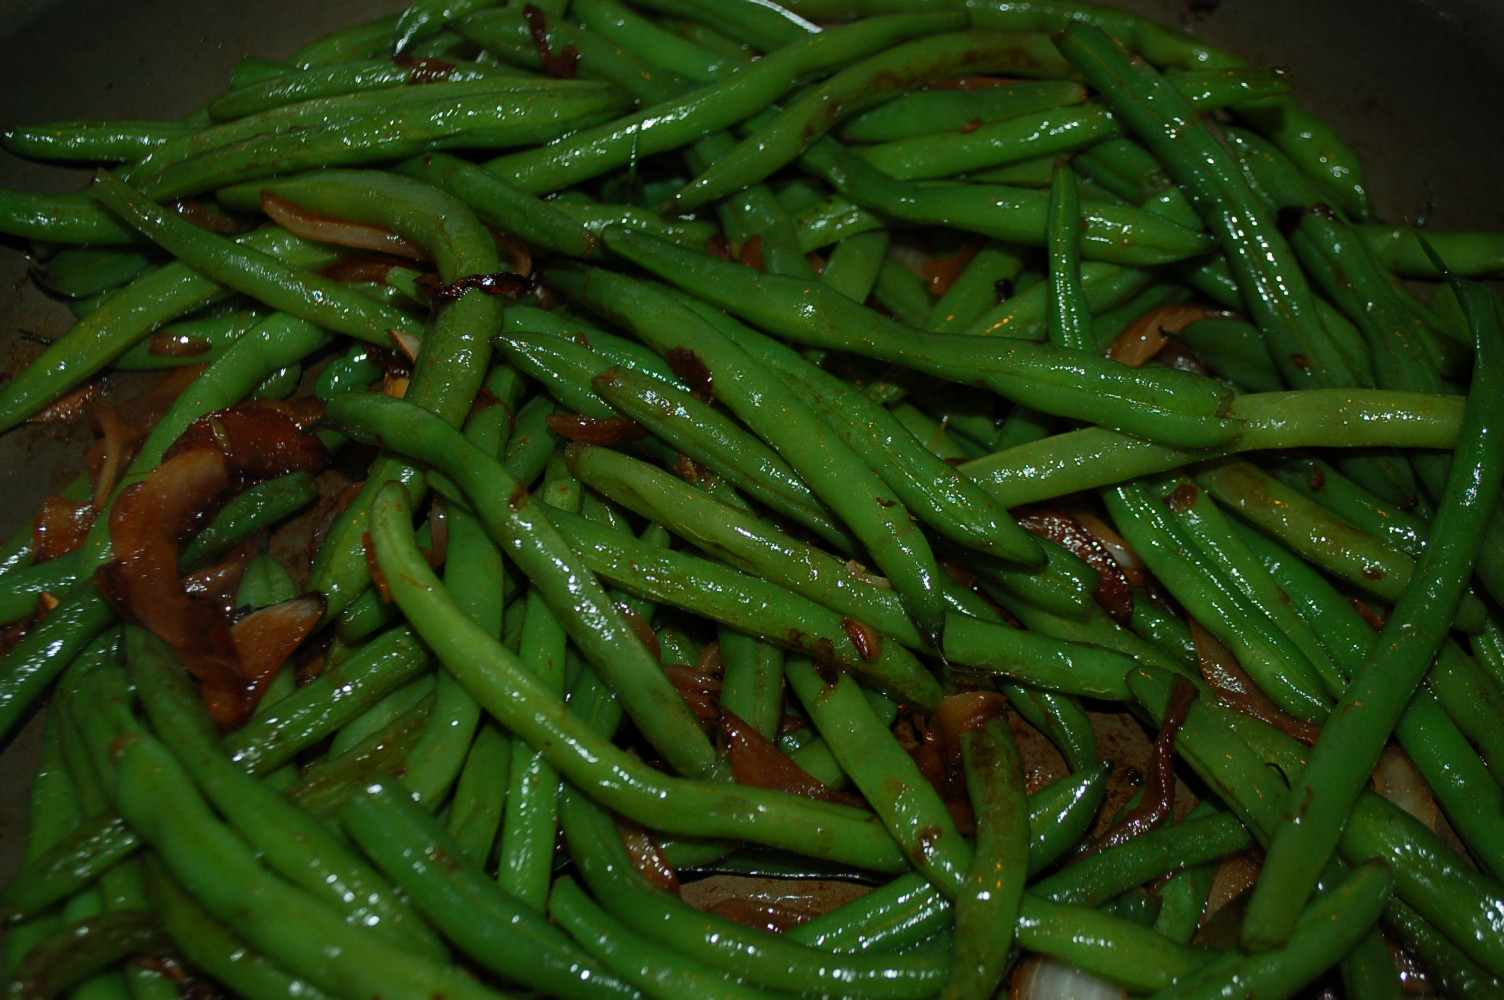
[943,716,1028,1000]
[1242,274,1504,948]
[485,13,965,193]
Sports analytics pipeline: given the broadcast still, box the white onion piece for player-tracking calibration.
[1010,956,1129,1000]
[1372,746,1439,831]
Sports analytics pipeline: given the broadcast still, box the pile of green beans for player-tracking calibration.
[2,2,1503,999]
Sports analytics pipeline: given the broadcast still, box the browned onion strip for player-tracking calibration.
[616,817,678,895]
[1108,303,1230,367]
[1081,676,1197,857]
[1014,506,1134,623]
[1372,746,1439,832]
[522,2,580,78]
[493,233,533,279]
[737,234,765,271]
[224,594,325,719]
[25,378,106,425]
[95,448,239,685]
[90,401,132,510]
[33,496,96,563]
[393,55,457,84]
[921,240,981,296]
[164,403,327,479]
[721,708,863,807]
[545,414,648,445]
[262,191,428,260]
[1192,620,1322,746]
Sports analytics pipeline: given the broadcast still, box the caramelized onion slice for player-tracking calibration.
[165,403,327,478]
[262,191,428,260]
[231,594,325,706]
[33,497,96,562]
[722,709,862,807]
[96,448,235,655]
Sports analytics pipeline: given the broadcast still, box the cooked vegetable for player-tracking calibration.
[2,2,1502,999]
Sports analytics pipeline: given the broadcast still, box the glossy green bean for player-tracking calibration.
[603,226,1238,448]
[589,365,855,552]
[943,716,1028,1000]
[1243,275,1504,948]
[485,13,965,193]
[675,28,1070,209]
[365,479,911,870]
[802,137,1215,265]
[557,786,945,999]
[551,263,952,644]
[963,389,1465,508]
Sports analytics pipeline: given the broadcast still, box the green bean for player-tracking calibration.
[91,173,421,345]
[565,443,924,648]
[968,260,1156,338]
[942,716,1028,1000]
[842,78,1088,142]
[0,228,334,432]
[1046,161,1089,352]
[557,786,945,999]
[941,611,1143,699]
[576,0,739,83]
[1242,274,1504,948]
[550,877,783,1000]
[455,10,684,103]
[857,67,1289,182]
[1132,664,1504,979]
[144,856,336,1000]
[1231,517,1504,876]
[1265,454,1429,558]
[787,763,1108,955]
[821,229,891,303]
[325,391,717,776]
[1357,225,1504,279]
[716,628,784,740]
[224,625,431,773]
[801,137,1216,265]
[5,909,169,1000]
[675,28,1071,210]
[340,781,639,1000]
[31,246,159,300]
[485,13,965,193]
[603,227,1238,448]
[207,57,527,120]
[589,365,855,551]
[1103,480,1329,721]
[395,151,600,258]
[549,506,943,707]
[1196,459,1486,632]
[363,478,910,870]
[126,626,448,960]
[72,684,522,1000]
[282,171,504,620]
[674,291,1044,565]
[1032,811,1253,908]
[925,242,1026,333]
[785,659,969,894]
[977,579,1190,680]
[633,0,819,50]
[551,263,952,644]
[1154,861,1393,1000]
[1058,24,1357,390]
[963,389,1465,508]
[444,720,511,866]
